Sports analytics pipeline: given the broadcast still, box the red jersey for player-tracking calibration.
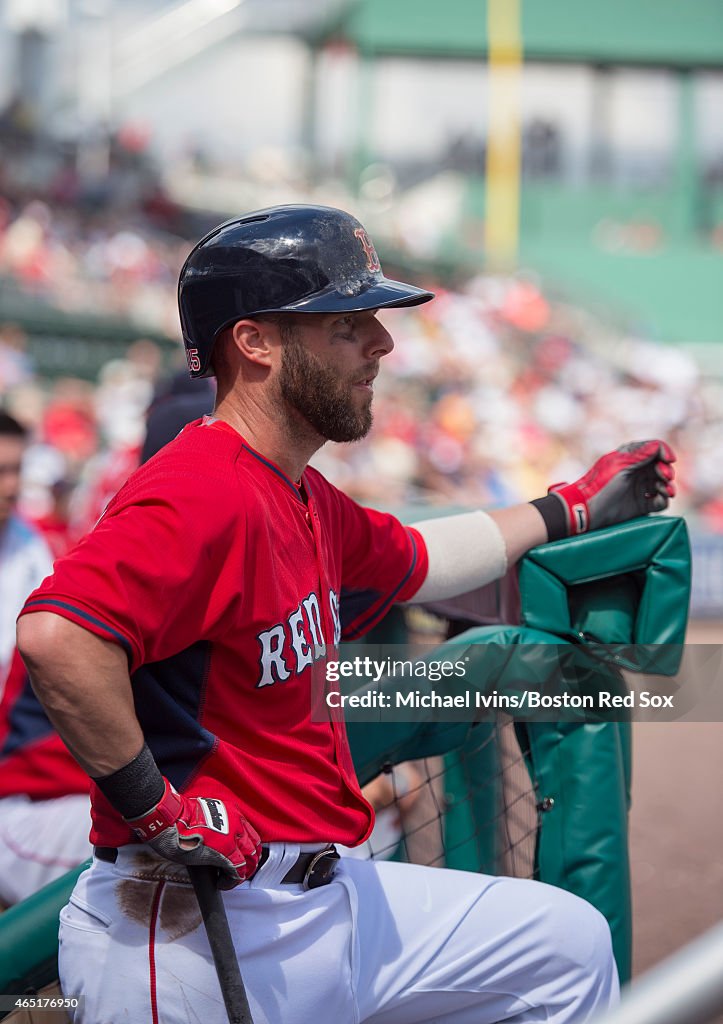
[20,419,428,847]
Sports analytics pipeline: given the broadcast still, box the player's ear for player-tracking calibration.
[229,318,278,369]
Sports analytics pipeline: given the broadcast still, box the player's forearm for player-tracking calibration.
[16,612,144,776]
[408,504,545,603]
[488,503,548,564]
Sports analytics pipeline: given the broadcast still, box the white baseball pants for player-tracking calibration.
[0,795,92,906]
[59,843,618,1023]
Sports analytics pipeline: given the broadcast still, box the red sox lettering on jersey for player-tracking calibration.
[20,418,428,849]
[257,589,340,688]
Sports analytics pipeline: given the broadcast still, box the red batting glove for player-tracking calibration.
[550,440,676,535]
[125,779,262,890]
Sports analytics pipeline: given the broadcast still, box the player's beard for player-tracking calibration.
[279,336,374,443]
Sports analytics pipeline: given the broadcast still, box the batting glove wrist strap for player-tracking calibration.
[125,778,263,890]
[125,778,184,840]
[548,439,676,536]
[529,493,569,542]
[547,482,589,536]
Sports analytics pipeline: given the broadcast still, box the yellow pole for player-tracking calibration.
[484,0,522,269]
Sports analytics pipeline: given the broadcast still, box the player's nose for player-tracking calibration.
[364,316,394,359]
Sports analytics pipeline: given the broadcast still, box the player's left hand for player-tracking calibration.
[550,439,676,535]
[125,779,262,889]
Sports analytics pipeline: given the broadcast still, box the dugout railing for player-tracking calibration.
[593,919,723,1024]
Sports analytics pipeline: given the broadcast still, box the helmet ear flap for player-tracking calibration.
[178,205,434,379]
[184,343,203,377]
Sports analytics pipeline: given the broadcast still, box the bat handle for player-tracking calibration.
[188,865,255,1024]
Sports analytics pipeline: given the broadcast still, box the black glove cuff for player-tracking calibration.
[93,742,166,820]
[530,494,569,543]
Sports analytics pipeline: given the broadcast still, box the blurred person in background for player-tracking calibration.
[0,649,91,908]
[0,411,53,692]
[0,324,33,393]
[31,477,75,560]
[141,369,215,463]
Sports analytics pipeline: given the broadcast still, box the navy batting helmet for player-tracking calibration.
[178,204,434,377]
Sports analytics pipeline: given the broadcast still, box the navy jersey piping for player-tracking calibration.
[242,444,301,496]
[22,598,133,657]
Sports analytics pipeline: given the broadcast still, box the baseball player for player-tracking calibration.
[17,205,675,1024]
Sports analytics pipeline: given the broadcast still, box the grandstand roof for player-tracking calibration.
[314,0,723,67]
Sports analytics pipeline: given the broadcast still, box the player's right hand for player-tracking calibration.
[549,439,676,535]
[125,778,262,889]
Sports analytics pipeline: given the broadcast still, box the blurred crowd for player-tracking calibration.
[0,259,720,543]
[0,195,183,336]
[0,142,721,538]
[0,126,194,336]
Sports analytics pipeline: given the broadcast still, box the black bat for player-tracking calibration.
[188,866,255,1024]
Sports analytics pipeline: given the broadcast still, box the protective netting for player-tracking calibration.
[338,602,546,877]
[344,717,541,879]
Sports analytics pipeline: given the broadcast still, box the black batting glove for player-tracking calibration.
[532,440,676,540]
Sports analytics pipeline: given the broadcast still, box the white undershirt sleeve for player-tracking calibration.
[406,510,508,603]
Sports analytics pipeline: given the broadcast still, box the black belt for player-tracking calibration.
[95,845,340,889]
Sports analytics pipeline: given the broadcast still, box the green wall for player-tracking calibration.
[330,0,723,66]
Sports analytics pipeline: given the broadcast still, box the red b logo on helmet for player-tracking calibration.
[354,228,381,274]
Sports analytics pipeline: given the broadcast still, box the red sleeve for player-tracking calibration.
[19,456,241,673]
[308,472,428,640]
